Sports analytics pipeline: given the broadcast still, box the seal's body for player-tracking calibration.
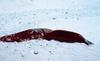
[0,28,52,42]
[43,30,93,45]
[0,28,93,45]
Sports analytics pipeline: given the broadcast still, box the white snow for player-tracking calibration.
[0,0,100,61]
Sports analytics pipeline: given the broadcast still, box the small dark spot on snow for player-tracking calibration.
[46,13,48,15]
[76,18,79,20]
[65,12,68,14]
[52,17,56,20]
[6,46,8,48]
[30,0,34,1]
[46,44,48,46]
[28,46,31,48]
[49,51,52,53]
[18,22,22,24]
[21,55,24,58]
[28,22,31,24]
[48,58,50,60]
[40,45,43,46]
[34,51,39,55]
[14,49,17,52]
[33,14,36,16]
[49,51,53,54]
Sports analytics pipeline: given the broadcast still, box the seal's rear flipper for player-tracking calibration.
[85,40,93,45]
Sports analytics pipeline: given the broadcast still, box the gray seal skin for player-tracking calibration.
[0,28,53,42]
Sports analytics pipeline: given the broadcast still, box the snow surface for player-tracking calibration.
[0,0,100,61]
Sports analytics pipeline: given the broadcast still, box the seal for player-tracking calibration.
[0,28,53,42]
[42,30,93,45]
